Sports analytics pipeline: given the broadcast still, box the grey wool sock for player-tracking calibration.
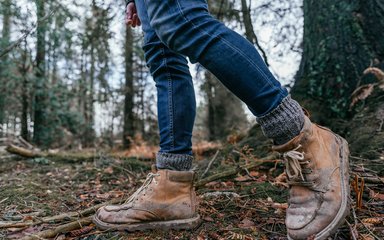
[257,95,305,145]
[156,152,193,171]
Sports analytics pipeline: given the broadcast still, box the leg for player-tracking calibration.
[93,0,200,231]
[140,0,304,144]
[142,1,350,239]
[138,0,197,170]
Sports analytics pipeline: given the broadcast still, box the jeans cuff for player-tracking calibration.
[156,152,193,171]
[256,95,305,145]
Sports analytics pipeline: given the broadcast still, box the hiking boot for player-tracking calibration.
[273,116,350,240]
[93,167,200,231]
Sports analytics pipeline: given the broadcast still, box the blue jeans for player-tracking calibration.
[135,0,288,155]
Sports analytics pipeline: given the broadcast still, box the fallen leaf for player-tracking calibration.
[361,217,384,225]
[104,166,114,174]
[249,171,259,177]
[23,215,34,221]
[234,175,250,182]
[364,67,384,81]
[203,216,214,222]
[350,84,374,108]
[271,202,288,210]
[360,234,375,240]
[238,218,255,228]
[369,190,384,201]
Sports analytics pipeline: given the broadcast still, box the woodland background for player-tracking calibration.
[0,0,383,239]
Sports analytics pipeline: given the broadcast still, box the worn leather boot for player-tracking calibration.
[93,167,200,231]
[273,116,350,240]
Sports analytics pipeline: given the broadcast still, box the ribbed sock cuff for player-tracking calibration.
[257,95,305,145]
[156,152,193,171]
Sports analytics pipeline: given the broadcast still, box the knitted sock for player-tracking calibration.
[257,95,305,145]
[156,152,193,171]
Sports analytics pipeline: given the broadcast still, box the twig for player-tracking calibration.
[0,10,55,58]
[201,191,240,199]
[346,220,358,240]
[195,156,280,188]
[0,198,124,229]
[111,163,136,178]
[201,150,220,179]
[357,217,382,240]
[17,136,35,150]
[19,216,93,240]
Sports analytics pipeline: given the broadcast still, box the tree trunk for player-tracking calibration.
[204,71,248,140]
[292,0,384,158]
[123,26,135,148]
[205,71,216,141]
[0,0,12,129]
[240,0,269,66]
[291,0,383,124]
[33,0,50,147]
[21,41,30,141]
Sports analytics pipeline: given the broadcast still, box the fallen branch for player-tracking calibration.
[6,144,96,163]
[0,11,54,58]
[6,144,41,158]
[201,150,220,179]
[6,144,154,163]
[20,216,93,240]
[195,154,280,188]
[0,198,124,229]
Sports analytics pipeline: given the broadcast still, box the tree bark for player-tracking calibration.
[292,0,384,158]
[33,0,50,147]
[0,0,12,129]
[205,71,216,141]
[240,0,269,66]
[21,41,30,141]
[291,0,383,124]
[204,71,248,140]
[123,25,135,148]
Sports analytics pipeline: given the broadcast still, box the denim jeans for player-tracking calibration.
[135,0,288,155]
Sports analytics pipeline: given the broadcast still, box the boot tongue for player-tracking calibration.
[151,164,158,173]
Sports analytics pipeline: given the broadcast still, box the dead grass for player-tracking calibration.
[0,145,383,239]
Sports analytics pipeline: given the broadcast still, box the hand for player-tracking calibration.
[126,2,141,27]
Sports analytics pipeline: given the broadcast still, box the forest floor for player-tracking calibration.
[0,140,383,240]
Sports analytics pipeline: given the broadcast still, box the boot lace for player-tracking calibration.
[283,145,314,187]
[125,172,160,203]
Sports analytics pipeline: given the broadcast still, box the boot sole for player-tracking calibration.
[93,214,201,232]
[288,136,350,240]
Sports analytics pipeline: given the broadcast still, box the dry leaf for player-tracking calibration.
[249,171,259,177]
[362,217,384,225]
[364,67,384,82]
[238,218,255,228]
[103,166,114,174]
[369,190,384,201]
[69,225,94,237]
[361,234,375,240]
[271,202,288,210]
[203,216,214,222]
[234,175,250,182]
[350,84,374,108]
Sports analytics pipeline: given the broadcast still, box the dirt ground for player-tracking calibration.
[0,144,383,240]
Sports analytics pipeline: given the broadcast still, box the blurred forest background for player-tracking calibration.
[0,0,305,150]
[0,0,382,157]
[0,0,383,239]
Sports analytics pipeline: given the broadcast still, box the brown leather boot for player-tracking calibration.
[93,167,200,231]
[273,116,350,240]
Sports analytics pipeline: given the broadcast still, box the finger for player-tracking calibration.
[132,14,138,24]
[126,19,133,26]
[125,3,134,25]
